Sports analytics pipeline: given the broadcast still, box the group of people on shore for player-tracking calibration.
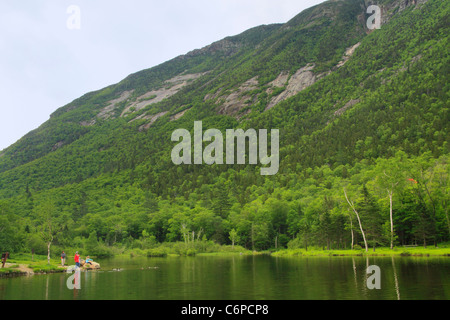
[60,251,92,267]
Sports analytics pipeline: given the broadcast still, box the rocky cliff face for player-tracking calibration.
[0,0,444,182]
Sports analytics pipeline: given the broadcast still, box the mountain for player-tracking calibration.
[0,0,448,255]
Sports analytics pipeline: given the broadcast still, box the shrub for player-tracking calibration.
[86,243,115,258]
[146,248,167,257]
[186,249,197,256]
[287,237,303,250]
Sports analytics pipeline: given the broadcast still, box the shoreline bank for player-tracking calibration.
[2,245,449,279]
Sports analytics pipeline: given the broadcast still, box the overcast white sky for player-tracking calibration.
[0,0,324,151]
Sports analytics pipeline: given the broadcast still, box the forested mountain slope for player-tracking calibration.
[0,0,448,255]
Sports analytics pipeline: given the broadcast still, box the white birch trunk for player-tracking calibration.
[344,188,368,252]
[389,191,394,250]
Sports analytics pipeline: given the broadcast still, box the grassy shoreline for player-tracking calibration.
[2,247,449,279]
[2,243,449,278]
[124,242,450,259]
[0,253,68,277]
[271,245,450,257]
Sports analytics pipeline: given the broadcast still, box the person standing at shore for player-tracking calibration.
[1,252,9,268]
[61,251,66,266]
[74,251,80,268]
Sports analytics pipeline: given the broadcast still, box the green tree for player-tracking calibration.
[86,231,99,254]
[229,228,239,249]
[212,186,231,218]
[34,199,61,265]
[375,152,409,249]
[359,185,383,251]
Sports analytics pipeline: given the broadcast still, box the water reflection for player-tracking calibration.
[352,256,357,290]
[392,256,401,300]
[0,255,448,300]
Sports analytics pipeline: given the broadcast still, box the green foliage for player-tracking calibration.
[146,248,168,258]
[30,264,64,273]
[0,0,448,256]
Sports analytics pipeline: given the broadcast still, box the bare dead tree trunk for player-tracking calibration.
[383,171,399,250]
[347,208,354,250]
[41,219,54,265]
[197,228,203,241]
[45,233,53,265]
[344,188,368,253]
[181,224,188,244]
[437,170,450,236]
[251,223,255,251]
[47,240,52,265]
[388,190,394,250]
[446,204,450,237]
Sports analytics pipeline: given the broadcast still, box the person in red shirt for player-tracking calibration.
[74,251,80,268]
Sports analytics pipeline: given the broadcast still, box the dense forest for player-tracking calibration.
[0,0,448,258]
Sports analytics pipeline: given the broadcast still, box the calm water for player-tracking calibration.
[0,255,448,300]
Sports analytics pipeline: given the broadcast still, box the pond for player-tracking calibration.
[0,255,448,300]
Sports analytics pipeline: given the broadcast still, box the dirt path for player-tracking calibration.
[3,263,34,274]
